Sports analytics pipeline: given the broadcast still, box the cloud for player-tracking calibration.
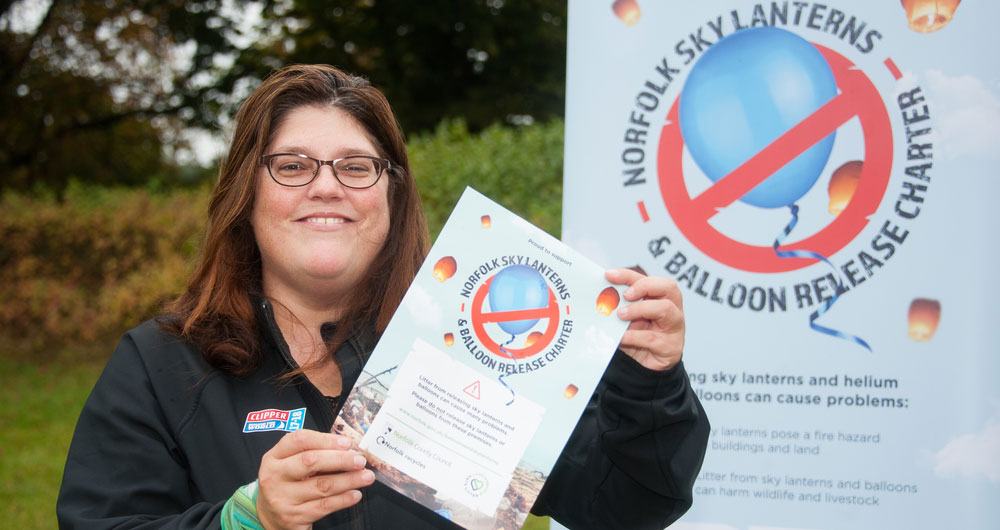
[932,419,1000,481]
[582,325,621,363]
[920,69,1000,160]
[403,284,442,329]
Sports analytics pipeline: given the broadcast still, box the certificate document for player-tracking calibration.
[333,188,630,529]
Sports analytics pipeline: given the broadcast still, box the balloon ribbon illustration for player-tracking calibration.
[774,204,872,351]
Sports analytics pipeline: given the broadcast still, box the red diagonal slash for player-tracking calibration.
[471,277,562,359]
[478,307,552,323]
[658,44,894,273]
[687,90,855,219]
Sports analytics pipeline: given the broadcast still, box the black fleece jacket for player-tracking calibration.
[57,299,709,529]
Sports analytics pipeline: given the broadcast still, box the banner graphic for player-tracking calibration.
[563,1,999,528]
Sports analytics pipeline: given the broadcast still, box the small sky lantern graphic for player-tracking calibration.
[481,215,492,229]
[444,332,455,347]
[900,0,961,33]
[612,0,641,26]
[828,160,862,215]
[432,256,457,282]
[908,298,941,342]
[596,287,621,316]
[525,331,544,347]
[564,384,579,399]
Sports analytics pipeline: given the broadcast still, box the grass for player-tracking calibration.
[0,352,550,529]
[0,355,104,529]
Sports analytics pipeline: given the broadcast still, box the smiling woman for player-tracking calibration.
[252,105,392,352]
[56,64,433,529]
[165,65,428,379]
[56,64,709,530]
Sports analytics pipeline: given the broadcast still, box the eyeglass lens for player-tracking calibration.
[267,155,384,188]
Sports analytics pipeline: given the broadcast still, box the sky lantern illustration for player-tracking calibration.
[828,160,863,215]
[432,256,457,282]
[525,331,544,347]
[900,0,961,33]
[444,333,455,347]
[612,0,640,26]
[596,287,621,316]
[564,384,579,399]
[481,215,491,229]
[908,298,941,341]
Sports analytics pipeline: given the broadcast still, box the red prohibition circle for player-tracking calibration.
[470,275,562,360]
[658,44,893,273]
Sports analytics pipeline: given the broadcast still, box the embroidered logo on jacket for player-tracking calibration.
[242,408,306,433]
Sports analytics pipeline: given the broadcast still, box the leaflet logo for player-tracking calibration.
[242,408,306,433]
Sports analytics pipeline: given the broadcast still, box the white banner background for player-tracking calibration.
[561,1,999,528]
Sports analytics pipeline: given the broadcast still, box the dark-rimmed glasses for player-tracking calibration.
[261,153,393,189]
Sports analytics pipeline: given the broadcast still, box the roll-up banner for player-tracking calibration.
[561,1,999,528]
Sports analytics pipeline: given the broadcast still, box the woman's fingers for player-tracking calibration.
[604,267,644,289]
[604,268,686,372]
[606,268,683,309]
[620,327,684,357]
[278,467,376,506]
[266,429,351,460]
[308,468,376,497]
[256,430,375,529]
[291,488,365,522]
[280,448,368,482]
[617,298,684,332]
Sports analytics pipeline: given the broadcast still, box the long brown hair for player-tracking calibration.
[164,64,429,375]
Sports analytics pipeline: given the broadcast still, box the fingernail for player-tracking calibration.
[354,454,367,468]
[363,470,375,483]
[351,490,362,501]
[336,436,351,449]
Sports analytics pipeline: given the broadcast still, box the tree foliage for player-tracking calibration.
[0,0,250,192]
[229,0,567,133]
[0,118,563,356]
[0,0,567,192]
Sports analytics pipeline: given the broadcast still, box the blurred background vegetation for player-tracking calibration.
[0,1,566,527]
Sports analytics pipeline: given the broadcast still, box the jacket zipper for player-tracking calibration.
[259,299,369,530]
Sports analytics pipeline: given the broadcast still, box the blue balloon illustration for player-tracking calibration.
[679,27,838,208]
[488,265,549,335]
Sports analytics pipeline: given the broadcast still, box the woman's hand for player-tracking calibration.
[605,268,685,372]
[256,430,375,530]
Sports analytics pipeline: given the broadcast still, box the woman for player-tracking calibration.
[57,64,709,530]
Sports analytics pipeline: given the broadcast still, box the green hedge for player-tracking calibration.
[0,120,565,359]
[411,119,564,238]
[0,183,208,357]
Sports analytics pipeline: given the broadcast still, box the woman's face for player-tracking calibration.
[251,105,391,307]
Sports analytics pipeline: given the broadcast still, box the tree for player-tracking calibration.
[0,0,568,192]
[0,0,250,192]
[228,0,567,134]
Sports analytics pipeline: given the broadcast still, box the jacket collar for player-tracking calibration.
[254,297,373,393]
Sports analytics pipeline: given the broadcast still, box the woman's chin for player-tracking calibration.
[301,263,362,286]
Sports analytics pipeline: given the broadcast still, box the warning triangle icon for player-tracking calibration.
[463,381,481,400]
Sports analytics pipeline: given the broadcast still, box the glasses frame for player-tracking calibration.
[261,153,394,189]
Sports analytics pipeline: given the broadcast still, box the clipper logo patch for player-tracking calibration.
[242,408,306,433]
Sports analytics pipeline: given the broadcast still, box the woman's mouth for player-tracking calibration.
[302,217,347,225]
